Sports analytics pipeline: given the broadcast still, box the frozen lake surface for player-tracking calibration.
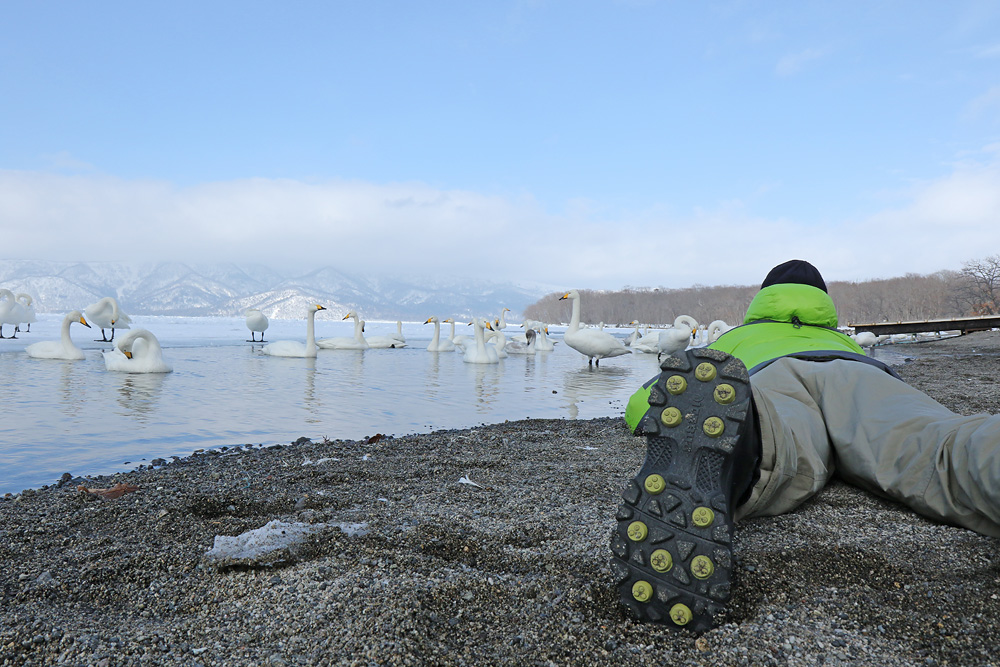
[1,314,668,495]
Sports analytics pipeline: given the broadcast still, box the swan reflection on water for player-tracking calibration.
[561,365,636,420]
[115,373,167,423]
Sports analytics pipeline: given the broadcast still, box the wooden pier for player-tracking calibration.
[850,315,1000,337]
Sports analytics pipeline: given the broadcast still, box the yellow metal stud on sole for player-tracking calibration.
[691,555,715,579]
[695,363,717,382]
[661,407,682,427]
[650,549,673,573]
[632,580,654,603]
[692,506,715,527]
[669,603,693,626]
[627,521,648,542]
[714,383,736,405]
[665,375,687,395]
[644,474,666,494]
[703,416,724,437]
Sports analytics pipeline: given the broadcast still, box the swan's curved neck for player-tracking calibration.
[432,320,441,343]
[60,314,74,344]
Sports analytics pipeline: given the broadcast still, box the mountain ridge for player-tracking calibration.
[0,260,555,321]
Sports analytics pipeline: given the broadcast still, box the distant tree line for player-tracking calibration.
[524,255,1000,329]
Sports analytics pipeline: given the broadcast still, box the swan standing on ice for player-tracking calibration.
[425,316,456,352]
[245,308,269,342]
[25,311,91,360]
[85,296,132,342]
[103,328,173,373]
[0,289,19,339]
[263,304,327,358]
[15,293,36,332]
[463,317,499,364]
[558,290,631,366]
[318,311,369,350]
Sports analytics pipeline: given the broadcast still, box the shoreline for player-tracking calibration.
[3,332,1000,665]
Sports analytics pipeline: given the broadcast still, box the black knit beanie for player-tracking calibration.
[760,259,828,293]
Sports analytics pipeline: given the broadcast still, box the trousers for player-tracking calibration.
[735,357,1000,537]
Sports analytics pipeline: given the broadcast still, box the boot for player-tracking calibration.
[610,348,760,632]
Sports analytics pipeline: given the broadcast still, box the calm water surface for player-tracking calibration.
[0,314,666,494]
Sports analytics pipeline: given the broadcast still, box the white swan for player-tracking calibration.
[558,290,631,366]
[624,321,641,347]
[708,320,735,343]
[25,311,92,360]
[245,308,269,342]
[448,317,472,351]
[425,316,456,352]
[318,311,369,350]
[657,315,699,360]
[103,328,172,373]
[390,320,406,344]
[15,293,36,332]
[531,322,556,352]
[493,307,511,331]
[852,331,887,350]
[366,321,408,349]
[463,317,500,364]
[85,296,132,342]
[0,289,19,339]
[486,328,509,359]
[263,304,327,358]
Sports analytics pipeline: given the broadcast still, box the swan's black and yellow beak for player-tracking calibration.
[80,316,91,328]
[342,313,351,320]
[316,305,326,311]
[559,293,570,300]
[124,350,133,359]
[424,317,433,324]
[485,321,494,331]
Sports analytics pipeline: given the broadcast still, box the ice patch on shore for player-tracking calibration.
[204,519,369,564]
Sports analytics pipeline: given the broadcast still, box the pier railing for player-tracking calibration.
[850,315,1000,337]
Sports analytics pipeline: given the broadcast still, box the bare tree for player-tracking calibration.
[955,255,1000,315]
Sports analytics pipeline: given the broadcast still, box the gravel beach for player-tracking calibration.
[3,332,1000,666]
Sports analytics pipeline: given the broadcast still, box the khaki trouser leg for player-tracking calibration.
[736,357,1000,537]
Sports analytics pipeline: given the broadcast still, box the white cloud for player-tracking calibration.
[3,154,1000,291]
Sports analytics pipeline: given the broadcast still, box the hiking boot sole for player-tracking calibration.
[610,348,752,632]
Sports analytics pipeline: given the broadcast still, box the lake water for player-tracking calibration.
[0,314,669,495]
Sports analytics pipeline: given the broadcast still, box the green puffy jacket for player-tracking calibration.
[624,283,865,432]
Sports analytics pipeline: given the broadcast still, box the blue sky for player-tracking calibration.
[2,1,999,290]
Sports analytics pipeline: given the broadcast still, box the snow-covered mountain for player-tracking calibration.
[0,260,553,321]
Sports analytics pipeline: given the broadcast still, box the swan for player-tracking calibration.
[15,293,36,332]
[390,320,406,344]
[425,316,456,352]
[708,319,735,343]
[624,321,641,347]
[463,317,499,364]
[0,289,19,338]
[656,315,699,361]
[493,307,511,331]
[103,328,172,373]
[852,331,887,350]
[366,321,408,349]
[558,290,631,366]
[245,308,269,342]
[84,296,132,342]
[505,328,537,355]
[263,304,327,358]
[318,311,369,350]
[449,317,473,351]
[25,311,91,360]
[486,328,509,359]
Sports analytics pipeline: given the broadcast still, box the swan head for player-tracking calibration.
[73,312,92,328]
[424,316,437,324]
[342,310,356,320]
[313,304,326,312]
[559,290,580,301]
